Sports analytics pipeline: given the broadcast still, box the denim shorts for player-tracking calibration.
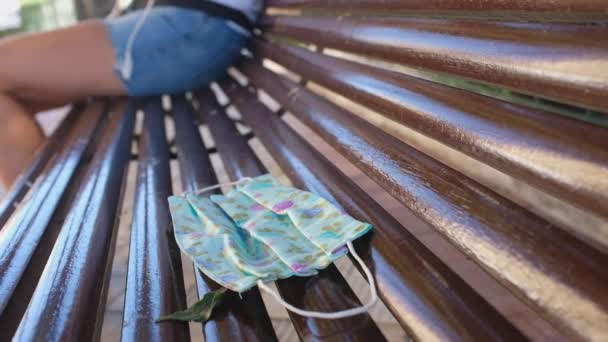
[104,6,247,97]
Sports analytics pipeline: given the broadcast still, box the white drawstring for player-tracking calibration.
[186,177,254,196]
[107,0,123,19]
[257,242,378,319]
[120,0,155,80]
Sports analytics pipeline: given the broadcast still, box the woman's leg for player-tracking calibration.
[0,93,45,188]
[0,20,126,188]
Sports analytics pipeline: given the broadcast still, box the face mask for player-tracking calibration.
[168,174,376,320]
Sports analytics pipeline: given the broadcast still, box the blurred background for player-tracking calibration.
[0,0,133,35]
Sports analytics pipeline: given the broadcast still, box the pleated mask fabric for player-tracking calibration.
[169,174,372,293]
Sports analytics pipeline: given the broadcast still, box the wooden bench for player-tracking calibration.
[1,1,608,341]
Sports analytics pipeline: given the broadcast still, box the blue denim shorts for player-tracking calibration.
[104,6,247,97]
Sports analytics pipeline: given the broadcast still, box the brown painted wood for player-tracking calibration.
[267,0,608,21]
[0,102,108,340]
[0,103,87,229]
[239,62,608,341]
[121,98,190,341]
[262,15,608,112]
[172,95,279,342]
[0,102,106,315]
[197,88,387,342]
[221,78,532,341]
[12,101,135,341]
[253,40,608,241]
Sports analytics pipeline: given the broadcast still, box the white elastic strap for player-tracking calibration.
[188,177,254,196]
[257,242,378,319]
[120,0,155,80]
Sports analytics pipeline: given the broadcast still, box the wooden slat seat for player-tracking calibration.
[172,95,280,342]
[195,89,387,341]
[1,3,607,341]
[121,99,190,341]
[0,102,108,339]
[265,0,608,21]
[261,15,608,111]
[251,40,608,223]
[219,78,528,341]
[235,58,608,341]
[0,103,91,229]
[4,101,135,341]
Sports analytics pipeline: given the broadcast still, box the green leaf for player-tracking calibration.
[156,288,227,323]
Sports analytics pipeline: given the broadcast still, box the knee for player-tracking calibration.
[0,55,14,93]
[0,40,23,94]
[0,78,10,94]
[0,91,20,113]
[0,68,18,98]
[0,93,39,132]
[0,61,22,95]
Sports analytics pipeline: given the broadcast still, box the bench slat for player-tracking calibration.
[172,96,279,342]
[197,89,387,341]
[0,104,87,229]
[13,102,135,341]
[241,62,608,341]
[221,78,536,341]
[121,99,190,341]
[0,102,107,339]
[262,15,608,112]
[253,40,608,245]
[197,91,266,179]
[0,102,106,316]
[266,0,608,21]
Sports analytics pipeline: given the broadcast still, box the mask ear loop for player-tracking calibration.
[185,177,254,196]
[257,241,378,319]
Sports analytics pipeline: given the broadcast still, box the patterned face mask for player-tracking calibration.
[168,174,377,319]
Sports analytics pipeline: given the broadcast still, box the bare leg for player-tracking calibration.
[0,20,126,188]
[0,94,45,187]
